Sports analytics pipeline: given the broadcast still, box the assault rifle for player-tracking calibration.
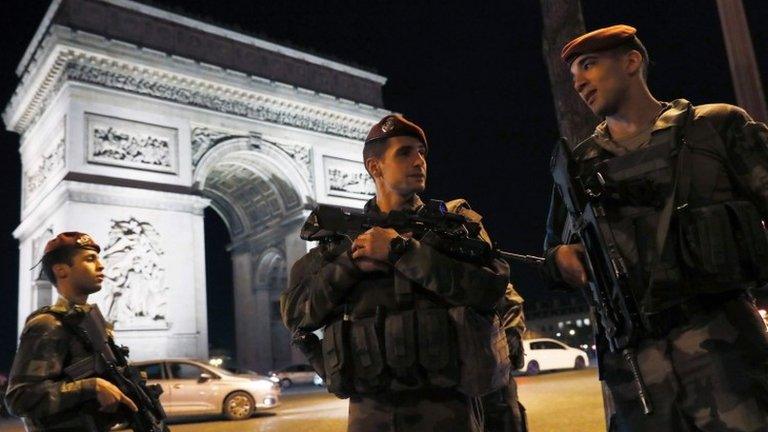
[300,200,544,267]
[63,305,169,432]
[551,138,653,415]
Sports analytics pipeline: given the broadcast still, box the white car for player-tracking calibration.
[270,364,323,388]
[519,338,589,375]
[133,359,281,420]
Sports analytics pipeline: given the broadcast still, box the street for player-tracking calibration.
[0,369,605,431]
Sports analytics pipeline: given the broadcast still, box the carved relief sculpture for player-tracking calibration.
[24,138,65,204]
[99,217,170,329]
[323,155,375,199]
[86,113,178,174]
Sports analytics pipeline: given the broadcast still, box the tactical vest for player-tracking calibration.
[320,200,510,399]
[574,105,768,316]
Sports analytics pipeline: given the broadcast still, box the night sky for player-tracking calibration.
[1,0,766,372]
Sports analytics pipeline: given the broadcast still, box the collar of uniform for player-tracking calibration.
[588,99,691,156]
[363,195,425,215]
[52,296,93,314]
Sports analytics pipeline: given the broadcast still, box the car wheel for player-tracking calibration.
[280,378,292,389]
[526,360,540,375]
[223,391,254,420]
[574,356,586,370]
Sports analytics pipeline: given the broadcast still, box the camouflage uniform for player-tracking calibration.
[282,197,510,432]
[6,297,120,431]
[544,99,768,431]
[482,284,527,432]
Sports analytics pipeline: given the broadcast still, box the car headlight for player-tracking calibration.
[269,375,280,383]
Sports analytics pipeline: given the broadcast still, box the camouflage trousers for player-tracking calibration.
[347,388,472,432]
[604,294,768,431]
[482,375,527,432]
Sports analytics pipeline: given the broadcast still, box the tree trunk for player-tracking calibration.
[540,0,599,147]
[716,0,767,122]
[540,2,612,430]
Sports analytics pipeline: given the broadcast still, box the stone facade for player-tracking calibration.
[6,0,388,373]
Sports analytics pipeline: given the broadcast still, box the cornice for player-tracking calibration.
[14,180,210,241]
[5,26,389,138]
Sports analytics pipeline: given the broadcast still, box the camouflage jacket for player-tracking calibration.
[544,98,768,296]
[281,196,510,333]
[5,297,116,431]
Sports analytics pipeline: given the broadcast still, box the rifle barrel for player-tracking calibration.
[496,250,545,266]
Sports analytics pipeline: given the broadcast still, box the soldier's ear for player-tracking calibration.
[625,50,643,77]
[365,157,381,178]
[52,263,70,280]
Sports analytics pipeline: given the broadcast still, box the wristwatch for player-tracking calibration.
[388,235,412,264]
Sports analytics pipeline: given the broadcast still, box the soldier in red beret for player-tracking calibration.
[284,114,515,431]
[544,24,768,430]
[6,232,139,431]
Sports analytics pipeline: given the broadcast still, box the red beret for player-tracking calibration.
[561,24,639,65]
[365,114,428,150]
[44,232,101,255]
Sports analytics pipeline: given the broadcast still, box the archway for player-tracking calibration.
[194,136,311,373]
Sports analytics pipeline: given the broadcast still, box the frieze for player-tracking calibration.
[99,217,170,329]
[24,138,65,203]
[63,61,371,140]
[86,113,178,174]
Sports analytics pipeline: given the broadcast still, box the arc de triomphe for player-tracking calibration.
[4,0,388,373]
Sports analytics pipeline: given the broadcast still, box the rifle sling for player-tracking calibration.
[647,107,695,299]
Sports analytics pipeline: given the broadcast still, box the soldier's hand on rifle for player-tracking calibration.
[94,378,138,413]
[555,244,588,288]
[353,258,390,273]
[351,227,400,272]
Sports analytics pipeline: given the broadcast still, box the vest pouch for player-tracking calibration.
[448,306,510,397]
[321,319,352,398]
[724,201,768,283]
[417,308,459,388]
[384,310,417,373]
[679,203,741,283]
[349,316,387,393]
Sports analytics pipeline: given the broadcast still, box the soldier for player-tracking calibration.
[544,25,768,431]
[6,232,138,431]
[282,114,511,432]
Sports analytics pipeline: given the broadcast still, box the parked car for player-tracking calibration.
[519,338,589,375]
[133,359,281,420]
[269,364,323,388]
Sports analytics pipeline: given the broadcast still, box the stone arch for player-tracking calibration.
[193,136,312,238]
[192,136,309,372]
